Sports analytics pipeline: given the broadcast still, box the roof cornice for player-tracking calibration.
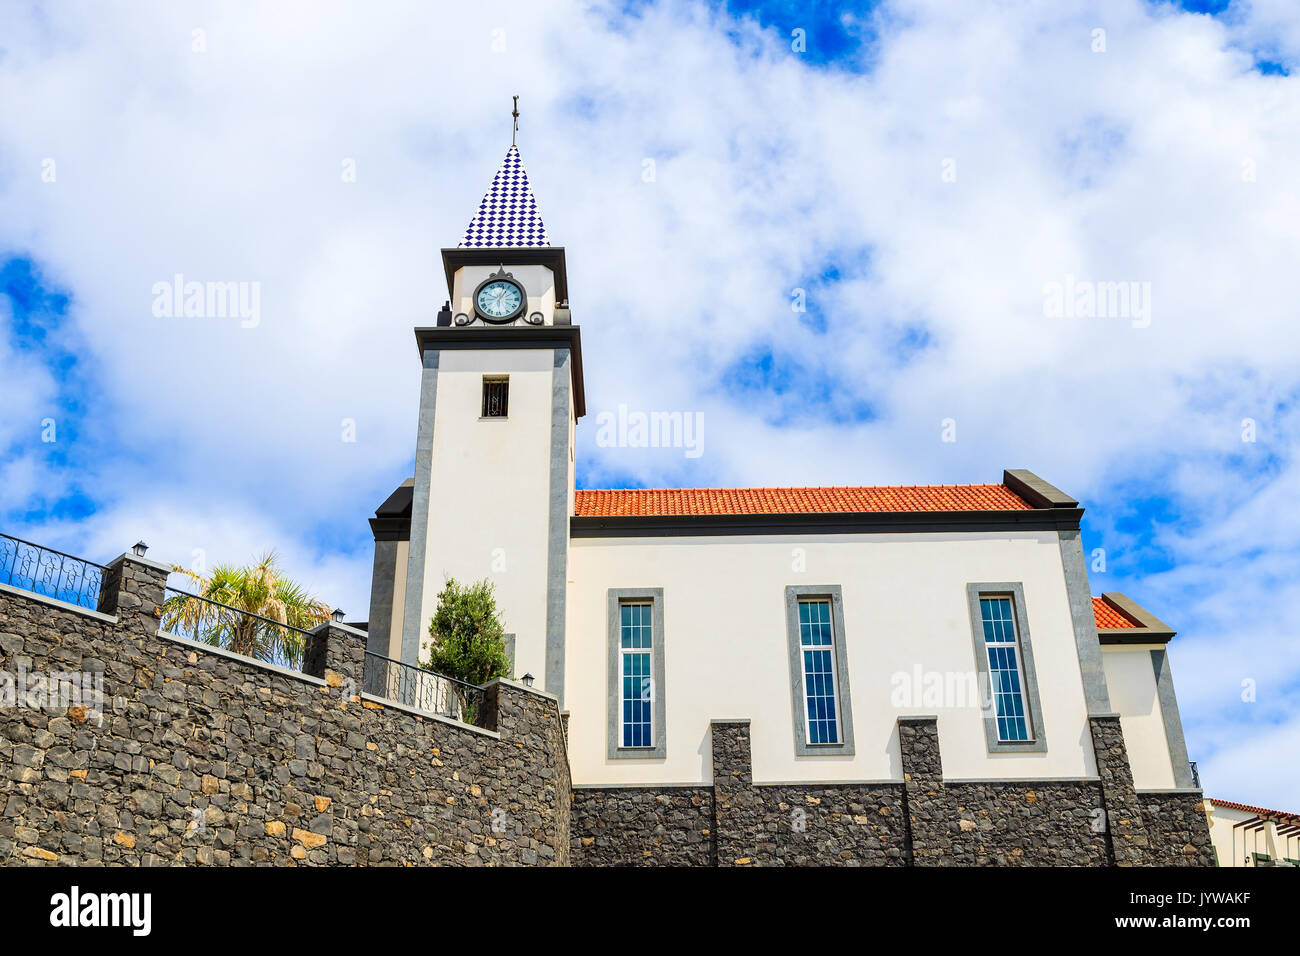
[1095,592,1176,644]
[413,324,585,418]
[570,507,1084,538]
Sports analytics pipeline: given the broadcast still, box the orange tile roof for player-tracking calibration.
[1093,596,1139,629]
[573,484,1033,517]
[1207,798,1300,823]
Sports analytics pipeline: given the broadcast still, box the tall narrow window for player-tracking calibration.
[481,376,508,418]
[785,585,854,755]
[607,588,664,758]
[798,599,841,744]
[966,583,1046,753]
[619,602,653,747]
[979,596,1030,742]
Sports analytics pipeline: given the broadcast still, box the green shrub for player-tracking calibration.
[422,577,512,686]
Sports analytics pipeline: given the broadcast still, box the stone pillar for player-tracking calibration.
[96,553,169,637]
[1139,793,1214,866]
[365,539,399,658]
[1088,714,1150,865]
[898,716,944,865]
[711,719,757,866]
[302,622,367,689]
[481,679,561,738]
[477,680,503,732]
[478,679,572,865]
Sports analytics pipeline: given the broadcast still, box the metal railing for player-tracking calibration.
[159,587,313,670]
[362,652,486,727]
[1189,760,1200,788]
[0,532,105,610]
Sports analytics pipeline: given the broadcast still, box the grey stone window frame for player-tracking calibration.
[607,588,666,759]
[966,582,1048,754]
[785,585,855,756]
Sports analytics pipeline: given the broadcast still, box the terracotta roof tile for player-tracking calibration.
[1093,596,1139,629]
[574,484,1032,518]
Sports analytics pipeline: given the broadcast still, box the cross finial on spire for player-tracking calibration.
[512,94,519,147]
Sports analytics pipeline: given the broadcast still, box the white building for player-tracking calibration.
[1205,798,1300,867]
[363,142,1199,800]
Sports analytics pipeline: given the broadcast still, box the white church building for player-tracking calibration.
[361,141,1209,864]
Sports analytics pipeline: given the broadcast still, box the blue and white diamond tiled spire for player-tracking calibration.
[458,145,550,248]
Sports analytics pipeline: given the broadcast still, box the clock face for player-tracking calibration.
[475,279,524,320]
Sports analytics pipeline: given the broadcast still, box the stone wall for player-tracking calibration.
[713,720,910,866]
[570,786,713,866]
[899,716,1109,866]
[0,555,570,866]
[1137,791,1216,866]
[571,716,1212,867]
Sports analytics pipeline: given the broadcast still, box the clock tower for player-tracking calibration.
[367,142,584,705]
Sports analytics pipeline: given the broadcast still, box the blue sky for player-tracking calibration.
[1,0,1298,808]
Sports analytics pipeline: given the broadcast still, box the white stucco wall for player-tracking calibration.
[1207,804,1253,867]
[1100,645,1176,790]
[565,530,1097,786]
[414,348,561,688]
[1205,802,1299,866]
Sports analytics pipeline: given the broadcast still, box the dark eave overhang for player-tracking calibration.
[1096,591,1177,645]
[369,480,413,541]
[413,324,586,418]
[570,507,1084,539]
[369,516,411,542]
[440,246,569,303]
[375,481,413,517]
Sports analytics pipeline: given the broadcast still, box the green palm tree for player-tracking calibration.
[161,551,330,668]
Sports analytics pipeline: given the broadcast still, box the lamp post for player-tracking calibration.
[331,608,345,623]
[131,541,148,557]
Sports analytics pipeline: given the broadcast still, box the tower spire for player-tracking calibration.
[457,138,550,248]
[512,94,519,147]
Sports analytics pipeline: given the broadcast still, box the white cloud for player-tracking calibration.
[1,0,1298,806]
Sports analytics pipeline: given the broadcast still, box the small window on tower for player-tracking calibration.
[482,376,509,418]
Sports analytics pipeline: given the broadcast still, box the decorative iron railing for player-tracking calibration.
[1189,760,1200,788]
[0,532,105,610]
[159,587,313,670]
[362,652,486,727]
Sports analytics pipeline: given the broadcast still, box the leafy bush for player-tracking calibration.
[422,577,512,686]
